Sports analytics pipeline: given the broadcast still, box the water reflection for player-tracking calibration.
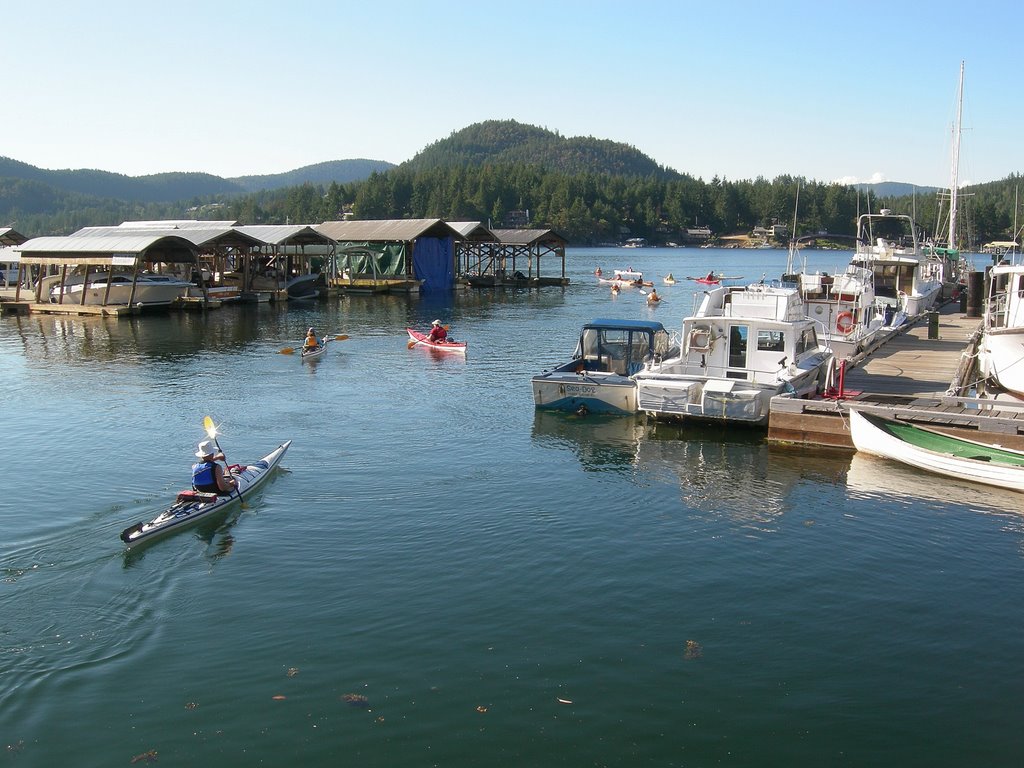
[530,410,849,525]
[845,452,1024,517]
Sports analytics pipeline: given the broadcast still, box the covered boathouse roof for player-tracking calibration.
[317,218,463,243]
[0,228,29,246]
[489,228,567,246]
[16,234,200,265]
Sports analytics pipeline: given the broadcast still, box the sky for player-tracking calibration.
[3,0,1021,189]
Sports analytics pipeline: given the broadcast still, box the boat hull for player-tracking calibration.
[531,370,637,414]
[406,328,467,353]
[849,409,1024,492]
[120,441,291,547]
[51,277,192,307]
[978,328,1024,398]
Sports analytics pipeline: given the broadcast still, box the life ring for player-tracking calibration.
[688,327,712,352]
[836,311,855,335]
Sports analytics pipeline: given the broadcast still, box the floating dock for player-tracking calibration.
[768,300,1024,450]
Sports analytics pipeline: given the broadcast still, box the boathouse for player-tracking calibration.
[456,227,568,287]
[14,233,200,314]
[317,218,463,292]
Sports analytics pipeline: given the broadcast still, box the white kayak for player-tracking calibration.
[120,440,291,548]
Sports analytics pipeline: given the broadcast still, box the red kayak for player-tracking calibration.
[406,328,468,354]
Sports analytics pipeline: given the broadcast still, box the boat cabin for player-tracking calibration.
[575,318,674,375]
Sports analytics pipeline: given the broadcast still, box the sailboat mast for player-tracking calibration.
[948,60,964,249]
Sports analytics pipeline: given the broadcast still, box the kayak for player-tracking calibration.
[119,440,292,548]
[301,341,328,360]
[687,275,744,284]
[406,328,467,354]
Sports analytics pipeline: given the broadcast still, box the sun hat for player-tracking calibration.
[195,440,218,459]
[307,327,315,334]
[432,319,441,326]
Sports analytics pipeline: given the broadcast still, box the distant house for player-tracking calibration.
[682,226,712,244]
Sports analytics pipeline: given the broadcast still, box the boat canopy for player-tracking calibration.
[585,318,666,333]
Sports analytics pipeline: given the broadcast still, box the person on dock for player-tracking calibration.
[303,327,321,352]
[192,440,237,495]
[427,319,448,343]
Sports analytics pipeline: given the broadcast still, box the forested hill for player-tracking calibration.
[229,159,396,192]
[403,120,682,179]
[0,157,395,204]
[0,156,244,202]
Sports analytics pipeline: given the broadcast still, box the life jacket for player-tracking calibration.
[192,461,219,492]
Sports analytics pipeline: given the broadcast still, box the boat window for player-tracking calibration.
[796,327,818,355]
[652,329,672,356]
[627,331,651,363]
[728,325,748,368]
[757,330,785,352]
[580,328,600,358]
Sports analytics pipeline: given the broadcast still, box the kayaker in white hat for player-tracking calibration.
[427,319,448,343]
[191,440,237,495]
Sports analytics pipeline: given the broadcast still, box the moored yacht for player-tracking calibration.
[790,265,887,359]
[632,282,834,425]
[47,270,194,307]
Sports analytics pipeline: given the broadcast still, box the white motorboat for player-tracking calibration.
[632,282,834,425]
[532,318,676,414]
[978,261,1024,399]
[48,271,193,307]
[597,269,653,288]
[850,209,943,322]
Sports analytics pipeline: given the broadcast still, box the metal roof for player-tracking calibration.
[115,220,239,229]
[73,225,263,249]
[447,221,497,240]
[0,227,29,246]
[586,318,667,332]
[16,234,199,264]
[317,218,462,243]
[490,228,567,246]
[235,225,334,247]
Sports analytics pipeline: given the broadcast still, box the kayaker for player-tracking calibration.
[647,288,660,303]
[192,440,237,495]
[303,327,320,352]
[706,270,715,281]
[427,320,448,343]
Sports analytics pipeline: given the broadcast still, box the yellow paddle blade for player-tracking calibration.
[280,347,295,355]
[333,335,349,341]
[407,339,417,349]
[203,416,217,439]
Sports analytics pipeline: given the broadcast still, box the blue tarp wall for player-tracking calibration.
[412,236,454,291]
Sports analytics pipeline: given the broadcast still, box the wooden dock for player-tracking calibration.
[768,300,1024,450]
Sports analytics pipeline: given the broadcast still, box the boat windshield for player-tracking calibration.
[578,327,661,374]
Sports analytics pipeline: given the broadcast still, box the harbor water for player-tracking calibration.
[2,247,1022,766]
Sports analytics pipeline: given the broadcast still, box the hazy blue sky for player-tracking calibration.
[4,0,1020,187]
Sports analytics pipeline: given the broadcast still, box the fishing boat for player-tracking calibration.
[633,282,834,425]
[598,269,653,288]
[532,318,676,414]
[788,265,888,359]
[120,441,292,547]
[848,409,1024,493]
[406,328,468,354]
[978,261,1024,398]
[47,271,193,308]
[850,209,943,322]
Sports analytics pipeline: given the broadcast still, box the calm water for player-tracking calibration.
[2,247,1022,766]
